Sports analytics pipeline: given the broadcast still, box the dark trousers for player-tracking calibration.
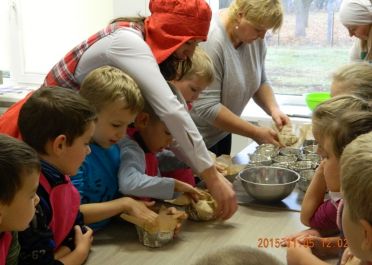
[208,134,232,157]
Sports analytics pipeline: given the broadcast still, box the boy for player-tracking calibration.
[18,86,95,265]
[340,131,372,265]
[72,66,158,230]
[0,134,40,265]
[117,98,201,200]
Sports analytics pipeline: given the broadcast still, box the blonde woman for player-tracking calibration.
[191,0,289,156]
[339,0,372,62]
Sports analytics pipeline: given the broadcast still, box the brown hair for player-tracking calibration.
[19,86,96,154]
[0,134,40,204]
[326,110,372,158]
[312,95,370,149]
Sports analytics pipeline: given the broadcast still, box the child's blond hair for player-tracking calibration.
[182,47,214,85]
[341,131,372,223]
[312,95,370,151]
[326,110,372,159]
[193,245,283,265]
[332,62,372,99]
[80,66,144,113]
[228,0,283,32]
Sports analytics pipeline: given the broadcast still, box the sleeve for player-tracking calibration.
[106,29,213,174]
[117,137,176,200]
[309,199,339,231]
[260,40,269,86]
[18,205,64,265]
[191,36,224,123]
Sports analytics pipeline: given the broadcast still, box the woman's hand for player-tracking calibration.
[201,166,237,220]
[271,109,290,131]
[253,127,281,147]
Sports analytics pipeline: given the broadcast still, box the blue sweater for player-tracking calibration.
[71,143,120,230]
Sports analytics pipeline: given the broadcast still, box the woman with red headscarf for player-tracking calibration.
[0,0,237,220]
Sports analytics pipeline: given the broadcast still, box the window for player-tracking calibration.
[266,0,352,96]
[7,0,118,85]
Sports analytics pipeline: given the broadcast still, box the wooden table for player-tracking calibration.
[85,143,311,265]
[86,207,306,265]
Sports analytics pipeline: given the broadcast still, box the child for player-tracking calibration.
[287,107,372,265]
[0,134,40,265]
[117,97,202,200]
[72,66,158,230]
[340,130,372,265]
[193,245,283,265]
[331,62,372,98]
[17,86,95,265]
[158,47,214,186]
[170,46,214,108]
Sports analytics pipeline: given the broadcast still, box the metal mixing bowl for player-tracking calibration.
[238,166,300,202]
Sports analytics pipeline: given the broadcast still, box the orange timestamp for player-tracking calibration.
[257,237,348,248]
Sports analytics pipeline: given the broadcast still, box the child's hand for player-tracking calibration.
[282,229,321,246]
[340,247,355,265]
[127,199,158,225]
[286,239,313,265]
[174,180,203,201]
[165,207,187,236]
[73,225,93,258]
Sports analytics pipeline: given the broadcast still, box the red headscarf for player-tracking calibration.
[144,0,212,64]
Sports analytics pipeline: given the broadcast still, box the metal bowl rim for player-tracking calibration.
[237,166,300,186]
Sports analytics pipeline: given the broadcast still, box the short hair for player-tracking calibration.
[312,95,370,149]
[341,131,372,223]
[80,66,144,114]
[19,86,96,154]
[182,47,214,85]
[228,0,283,32]
[192,245,283,265]
[0,134,40,204]
[332,62,372,99]
[326,110,372,159]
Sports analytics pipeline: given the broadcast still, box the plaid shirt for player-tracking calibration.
[43,22,143,90]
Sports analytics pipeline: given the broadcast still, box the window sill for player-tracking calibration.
[241,95,312,126]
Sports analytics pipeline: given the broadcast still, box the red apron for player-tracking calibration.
[0,232,12,265]
[39,173,80,248]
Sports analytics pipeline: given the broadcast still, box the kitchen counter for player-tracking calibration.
[85,143,311,265]
[86,207,305,265]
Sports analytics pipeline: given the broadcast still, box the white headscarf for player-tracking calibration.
[339,0,372,25]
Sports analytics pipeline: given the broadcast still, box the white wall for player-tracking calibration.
[5,0,219,85]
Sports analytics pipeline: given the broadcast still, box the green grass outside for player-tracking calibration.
[266,46,350,95]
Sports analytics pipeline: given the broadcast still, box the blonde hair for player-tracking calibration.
[80,66,144,113]
[326,110,372,158]
[341,131,372,223]
[332,62,372,99]
[312,95,370,155]
[228,0,283,32]
[182,47,214,85]
[193,245,283,265]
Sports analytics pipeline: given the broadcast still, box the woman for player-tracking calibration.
[190,0,289,156]
[339,0,372,62]
[0,0,237,220]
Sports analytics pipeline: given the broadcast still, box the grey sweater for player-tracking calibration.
[190,12,269,148]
